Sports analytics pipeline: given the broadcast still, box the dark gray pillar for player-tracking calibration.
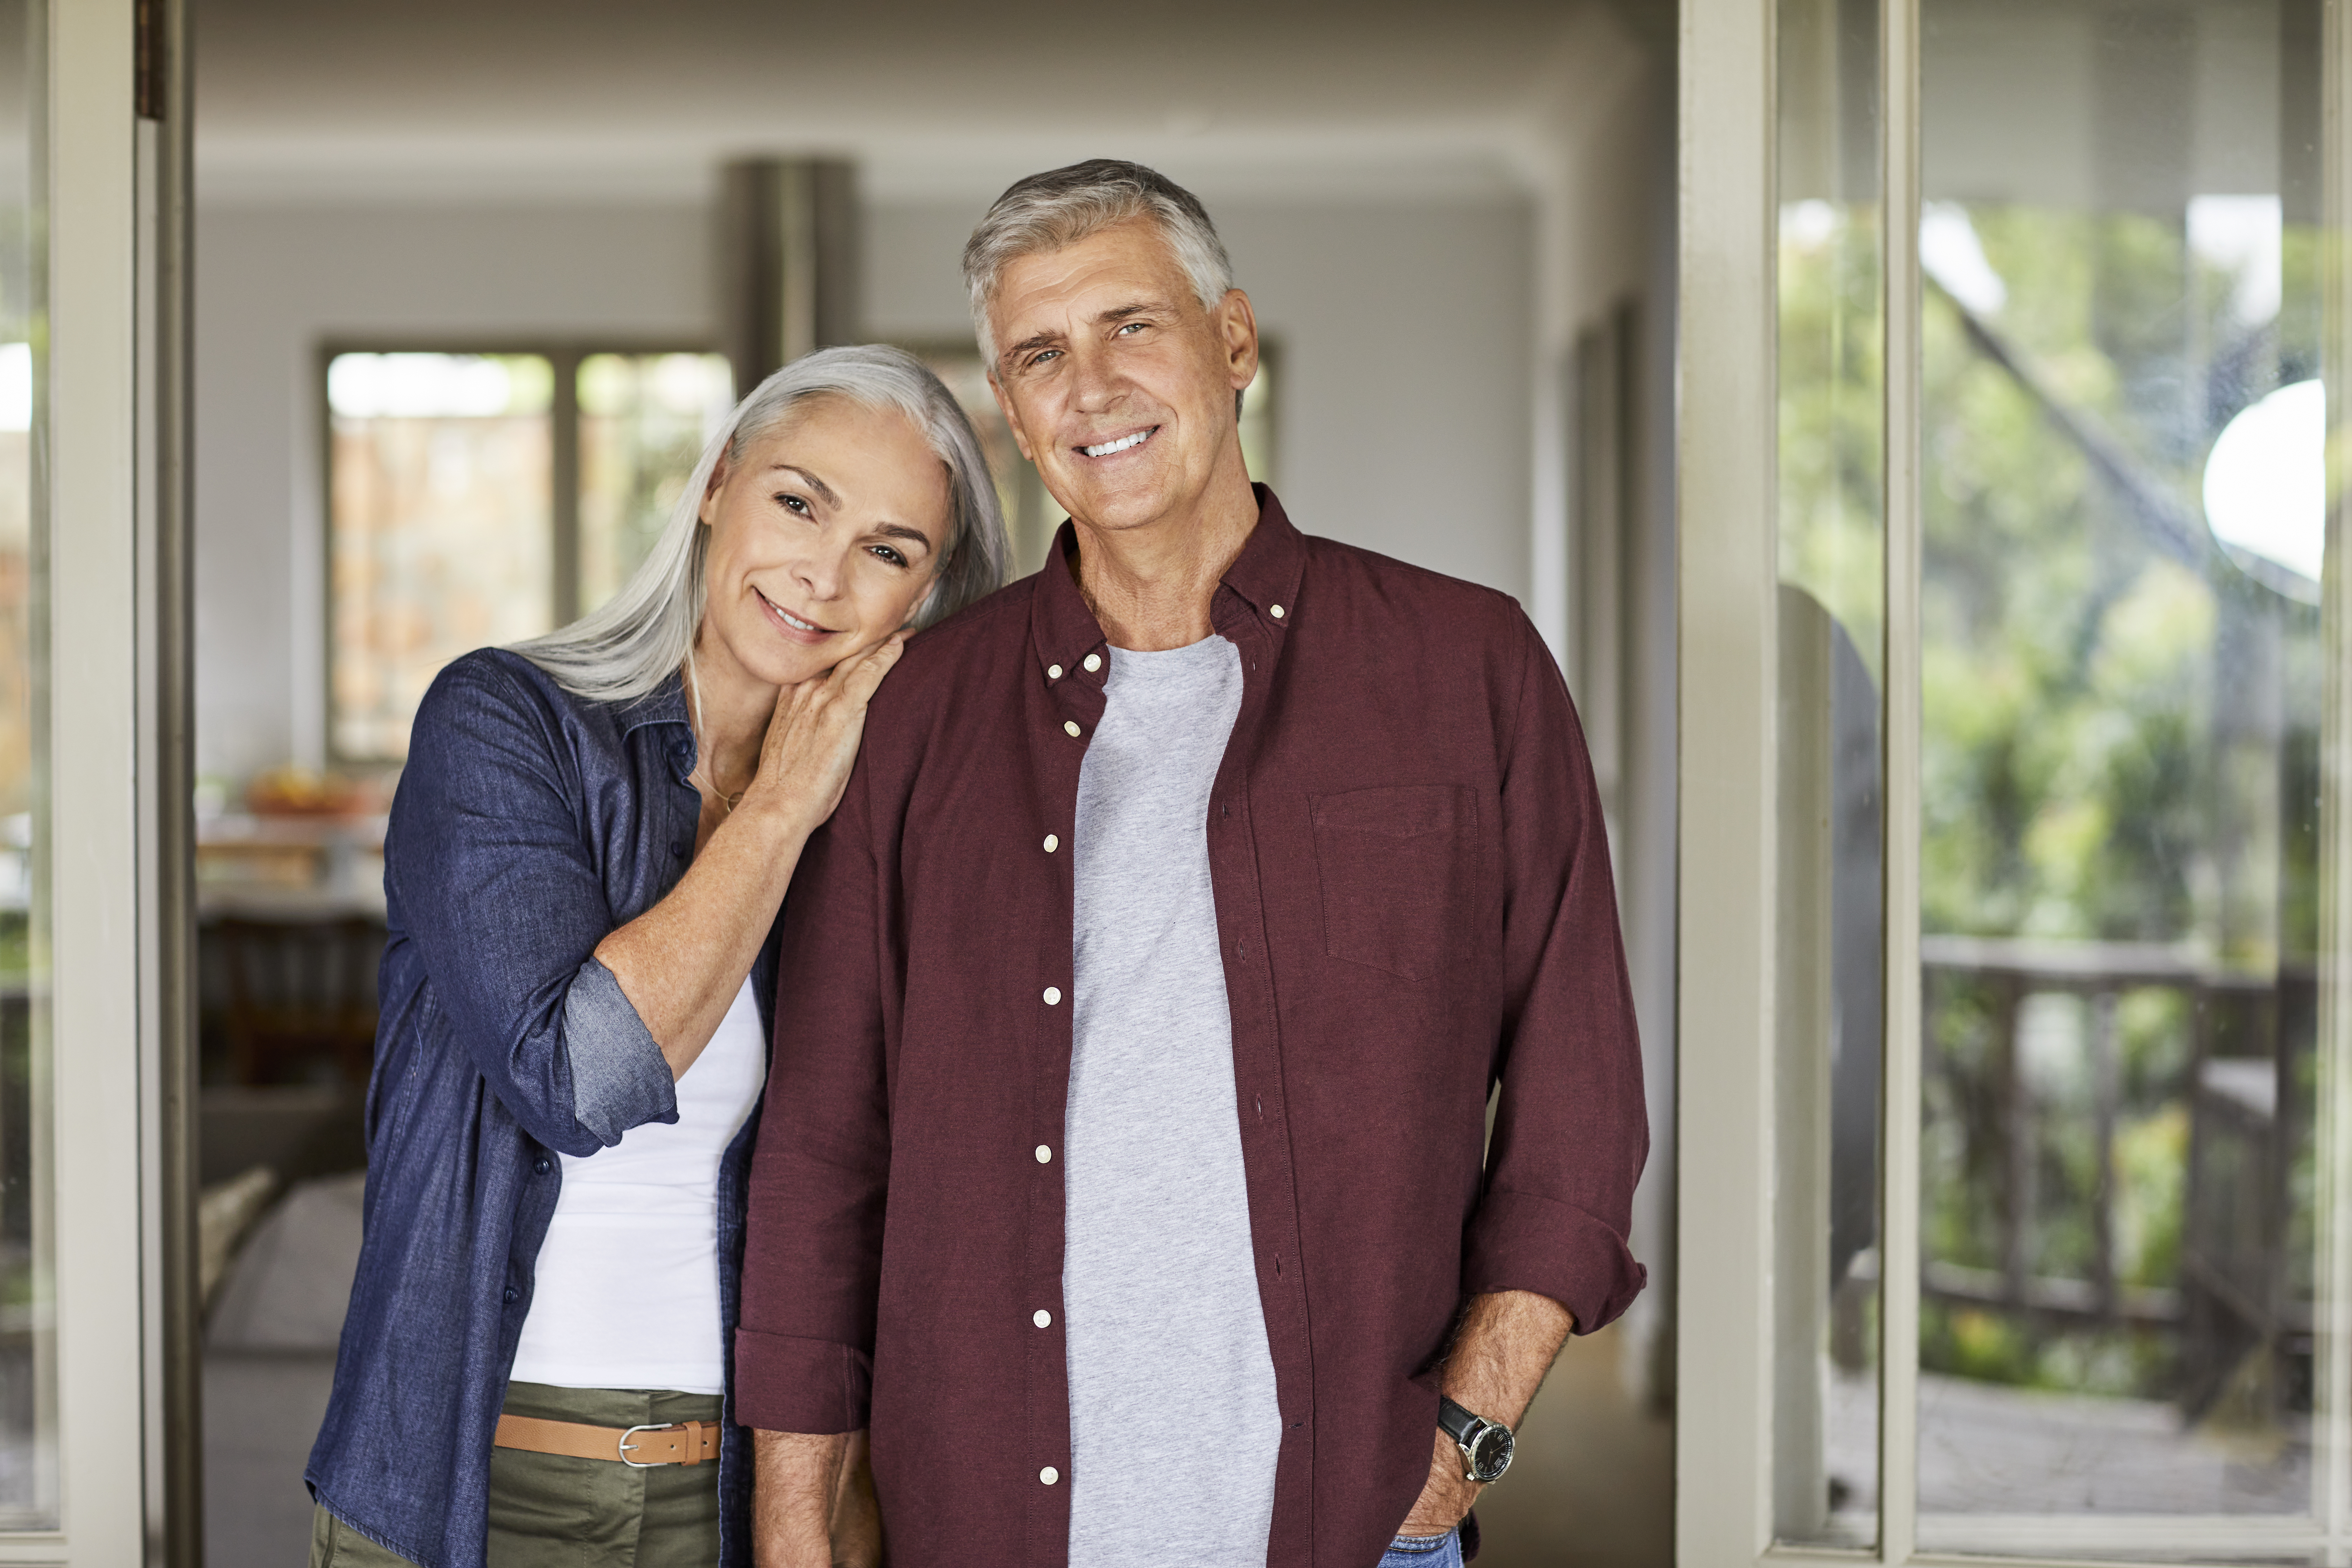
[720,158,861,394]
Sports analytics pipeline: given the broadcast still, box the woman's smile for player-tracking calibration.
[753,585,838,644]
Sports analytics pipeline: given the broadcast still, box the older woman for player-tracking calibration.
[304,346,1008,1568]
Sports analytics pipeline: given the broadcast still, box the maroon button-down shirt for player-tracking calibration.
[736,490,1646,1568]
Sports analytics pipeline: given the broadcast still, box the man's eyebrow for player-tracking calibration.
[1002,328,1065,364]
[1096,300,1169,326]
[764,463,840,507]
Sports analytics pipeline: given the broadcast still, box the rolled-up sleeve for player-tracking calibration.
[391,655,678,1156]
[734,756,888,1434]
[1462,615,1650,1334]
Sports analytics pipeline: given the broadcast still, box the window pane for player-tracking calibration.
[0,0,50,1528]
[576,352,733,615]
[328,354,554,761]
[1917,0,2321,1549]
[1774,0,1885,1547]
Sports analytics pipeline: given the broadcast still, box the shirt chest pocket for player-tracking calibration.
[1309,785,1476,982]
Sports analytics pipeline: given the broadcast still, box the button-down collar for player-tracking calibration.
[1028,486,1307,687]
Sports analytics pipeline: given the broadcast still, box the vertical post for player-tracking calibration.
[719,158,861,394]
[137,0,197,1553]
[551,348,581,629]
[2309,0,2352,1553]
[2090,992,2121,1321]
[52,0,157,1557]
[1877,0,1924,1556]
[1674,0,1779,1560]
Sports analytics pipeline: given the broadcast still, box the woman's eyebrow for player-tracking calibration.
[765,463,840,508]
[872,521,934,555]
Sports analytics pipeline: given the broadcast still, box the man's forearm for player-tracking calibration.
[753,1429,854,1568]
[1442,1289,1575,1426]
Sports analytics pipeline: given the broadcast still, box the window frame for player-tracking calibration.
[1674,0,2352,1563]
[315,337,724,768]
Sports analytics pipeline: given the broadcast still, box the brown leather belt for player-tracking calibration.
[493,1413,717,1468]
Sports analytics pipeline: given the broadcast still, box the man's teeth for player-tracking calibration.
[1082,429,1152,458]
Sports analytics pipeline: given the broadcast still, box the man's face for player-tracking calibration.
[985,219,1258,536]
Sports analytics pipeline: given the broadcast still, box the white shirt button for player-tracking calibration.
[1040,1466,1060,1486]
[1043,834,1059,853]
[1035,1144,1052,1163]
[1270,604,1285,618]
[1034,1309,1052,1328]
[1043,986,1062,1006]
[1083,653,1102,673]
[1063,720,1081,738]
[1048,664,1063,680]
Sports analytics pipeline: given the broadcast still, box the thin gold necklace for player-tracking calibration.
[691,761,749,816]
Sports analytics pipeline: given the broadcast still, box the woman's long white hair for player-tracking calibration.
[513,345,1010,706]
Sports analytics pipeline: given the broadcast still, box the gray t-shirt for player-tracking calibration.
[1064,635,1282,1567]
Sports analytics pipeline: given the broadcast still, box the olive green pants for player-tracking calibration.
[309,1383,726,1568]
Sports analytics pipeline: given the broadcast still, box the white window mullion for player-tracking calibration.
[1877,0,1923,1560]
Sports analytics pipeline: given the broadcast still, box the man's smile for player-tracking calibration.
[1077,425,1158,459]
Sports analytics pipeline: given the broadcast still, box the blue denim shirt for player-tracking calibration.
[307,649,772,1568]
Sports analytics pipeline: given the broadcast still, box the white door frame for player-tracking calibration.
[34,0,182,1560]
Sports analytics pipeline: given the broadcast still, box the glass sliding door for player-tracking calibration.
[1678,0,2352,1561]
[1912,0,2324,1548]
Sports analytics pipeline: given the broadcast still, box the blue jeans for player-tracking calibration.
[1379,1529,1463,1568]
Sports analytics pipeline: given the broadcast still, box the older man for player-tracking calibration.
[737,160,1646,1568]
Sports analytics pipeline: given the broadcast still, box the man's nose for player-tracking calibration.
[1067,345,1123,411]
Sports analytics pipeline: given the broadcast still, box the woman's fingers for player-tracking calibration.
[835,634,906,708]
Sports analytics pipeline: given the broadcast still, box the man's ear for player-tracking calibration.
[1219,288,1261,391]
[987,370,1038,464]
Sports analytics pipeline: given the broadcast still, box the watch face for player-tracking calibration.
[1468,1424,1514,1483]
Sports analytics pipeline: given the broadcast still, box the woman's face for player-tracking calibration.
[696,395,953,691]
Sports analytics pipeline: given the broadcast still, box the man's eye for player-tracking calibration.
[1115,322,1148,336]
[1028,349,1062,368]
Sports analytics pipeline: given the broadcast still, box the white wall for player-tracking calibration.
[195,190,1535,784]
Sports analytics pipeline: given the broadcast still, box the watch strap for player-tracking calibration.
[1436,1396,1484,1445]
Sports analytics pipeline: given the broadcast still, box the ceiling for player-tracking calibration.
[192,0,1665,205]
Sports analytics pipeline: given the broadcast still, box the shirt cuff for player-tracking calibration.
[563,957,677,1145]
[1461,1188,1647,1335]
[732,1329,872,1434]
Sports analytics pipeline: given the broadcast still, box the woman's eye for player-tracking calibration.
[776,493,812,517]
[869,545,908,568]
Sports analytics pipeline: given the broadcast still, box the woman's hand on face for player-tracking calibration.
[740,634,907,838]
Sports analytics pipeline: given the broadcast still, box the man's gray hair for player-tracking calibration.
[963,159,1234,368]
[513,344,1008,709]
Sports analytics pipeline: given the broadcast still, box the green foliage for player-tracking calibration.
[1791,197,2323,1402]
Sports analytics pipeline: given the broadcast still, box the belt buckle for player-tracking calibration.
[617,1423,670,1469]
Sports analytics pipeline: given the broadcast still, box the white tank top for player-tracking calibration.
[510,975,767,1394]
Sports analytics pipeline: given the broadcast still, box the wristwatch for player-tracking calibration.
[1437,1396,1515,1484]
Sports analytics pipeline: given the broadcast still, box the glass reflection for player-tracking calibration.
[1917,0,2322,1546]
[0,0,50,1528]
[1775,0,1884,1544]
